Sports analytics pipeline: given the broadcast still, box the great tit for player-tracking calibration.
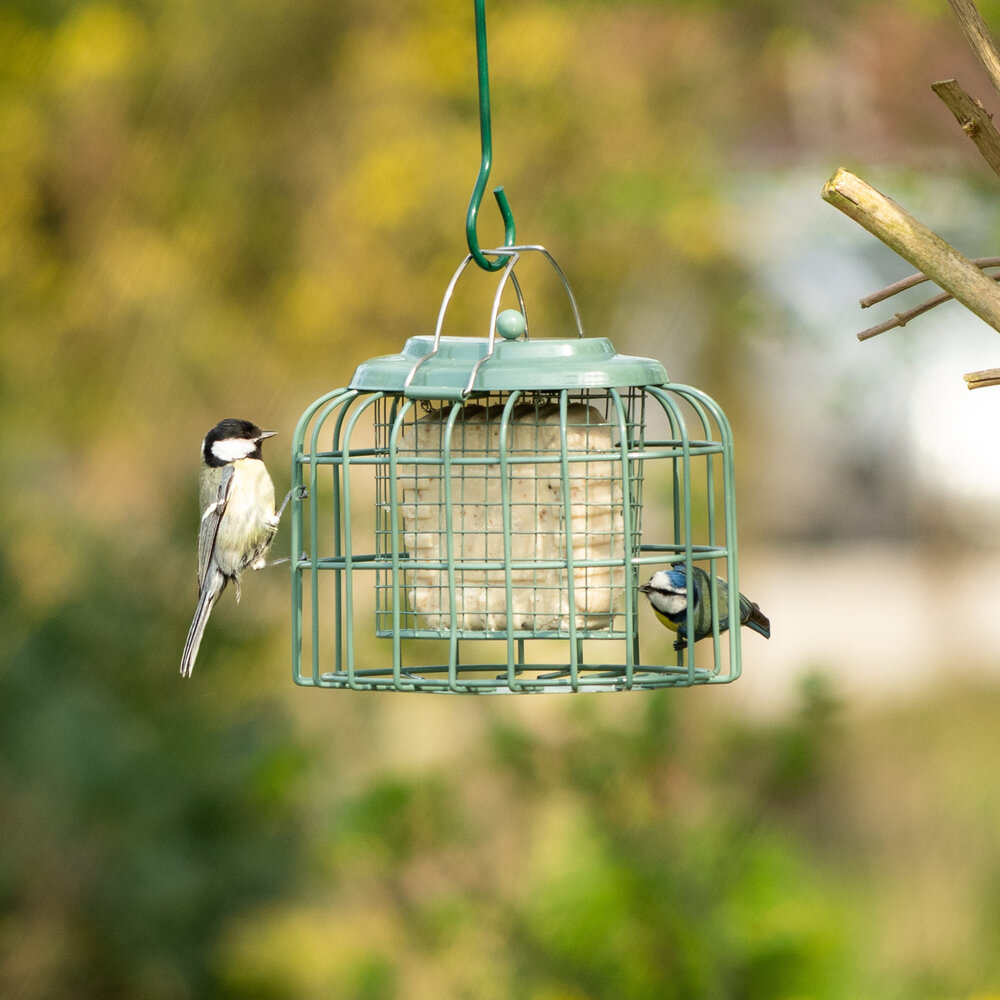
[180,418,280,677]
[638,565,770,651]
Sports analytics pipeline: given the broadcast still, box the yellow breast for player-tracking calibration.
[652,607,681,632]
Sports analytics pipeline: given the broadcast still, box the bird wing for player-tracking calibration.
[197,465,235,590]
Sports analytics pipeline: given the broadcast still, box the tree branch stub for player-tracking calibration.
[964,368,1000,388]
[822,167,1000,335]
[932,78,1000,176]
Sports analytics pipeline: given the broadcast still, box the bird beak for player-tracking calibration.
[637,583,652,594]
[259,430,278,440]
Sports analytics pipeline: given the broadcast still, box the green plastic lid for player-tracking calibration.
[350,335,668,399]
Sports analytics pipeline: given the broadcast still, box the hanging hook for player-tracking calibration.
[467,0,516,271]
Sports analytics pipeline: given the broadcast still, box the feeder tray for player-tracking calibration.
[290,245,745,693]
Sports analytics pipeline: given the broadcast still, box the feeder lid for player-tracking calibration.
[350,335,668,399]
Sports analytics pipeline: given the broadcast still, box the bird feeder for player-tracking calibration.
[290,246,745,692]
[288,0,748,692]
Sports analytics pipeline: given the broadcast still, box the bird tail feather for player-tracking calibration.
[180,574,226,677]
[743,601,770,639]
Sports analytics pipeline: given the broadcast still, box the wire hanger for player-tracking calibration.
[466,0,517,271]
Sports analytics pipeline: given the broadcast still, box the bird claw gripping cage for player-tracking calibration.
[290,245,747,693]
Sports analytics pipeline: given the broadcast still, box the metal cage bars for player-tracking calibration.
[378,391,637,644]
[290,381,741,693]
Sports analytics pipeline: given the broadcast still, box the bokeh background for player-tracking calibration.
[5,0,1000,996]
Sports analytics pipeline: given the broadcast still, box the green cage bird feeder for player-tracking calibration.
[290,245,746,693]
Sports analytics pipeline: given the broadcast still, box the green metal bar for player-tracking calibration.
[387,397,417,685]
[670,386,726,679]
[338,392,385,690]
[679,404,696,683]
[645,386,696,682]
[627,388,649,670]
[309,390,359,685]
[466,0,516,271]
[646,387,684,670]
[441,403,465,689]
[672,383,741,683]
[312,663,713,693]
[311,554,637,572]
[646,383,742,683]
[291,387,353,686]
[315,392,362,684]
[304,448,683,467]
[607,387,636,686]
[557,391,581,690]
[675,388,722,674]
[497,390,522,689]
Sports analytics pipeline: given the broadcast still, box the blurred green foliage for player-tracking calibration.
[3,0,1000,997]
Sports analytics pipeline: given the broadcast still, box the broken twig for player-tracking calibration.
[857,258,1000,340]
[964,368,1000,388]
[822,167,1000,334]
[860,256,1000,307]
[932,79,1000,176]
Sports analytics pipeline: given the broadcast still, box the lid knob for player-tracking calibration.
[496,308,526,340]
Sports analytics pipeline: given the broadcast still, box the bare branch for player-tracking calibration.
[860,256,1000,307]
[932,78,1000,175]
[857,265,1000,340]
[964,368,1000,388]
[858,290,956,341]
[946,0,1000,100]
[823,167,1000,333]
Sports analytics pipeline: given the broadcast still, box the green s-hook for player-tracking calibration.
[467,0,516,271]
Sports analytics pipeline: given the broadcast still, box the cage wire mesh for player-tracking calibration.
[290,248,745,693]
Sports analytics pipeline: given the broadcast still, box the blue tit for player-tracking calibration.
[180,418,279,677]
[638,565,770,651]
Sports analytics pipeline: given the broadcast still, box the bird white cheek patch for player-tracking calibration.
[210,438,257,464]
